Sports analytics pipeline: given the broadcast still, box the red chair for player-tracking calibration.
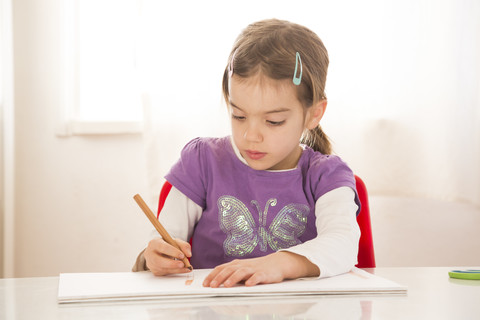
[157,181,172,215]
[354,175,376,268]
[157,175,375,268]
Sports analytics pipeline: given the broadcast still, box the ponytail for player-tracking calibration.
[301,125,332,155]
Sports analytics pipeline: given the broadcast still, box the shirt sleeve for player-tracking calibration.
[165,138,208,209]
[280,186,360,278]
[157,185,202,242]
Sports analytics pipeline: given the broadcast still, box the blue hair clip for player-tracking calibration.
[293,52,302,86]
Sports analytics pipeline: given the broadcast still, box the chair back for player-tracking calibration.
[355,175,376,268]
[157,181,172,216]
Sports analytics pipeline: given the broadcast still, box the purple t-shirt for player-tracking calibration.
[165,136,359,268]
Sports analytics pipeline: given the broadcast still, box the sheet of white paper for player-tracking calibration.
[57,268,406,303]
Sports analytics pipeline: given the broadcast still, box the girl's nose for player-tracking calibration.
[243,123,263,143]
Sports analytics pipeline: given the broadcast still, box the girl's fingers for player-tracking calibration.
[148,251,184,268]
[202,268,218,287]
[149,238,185,260]
[203,265,226,287]
[203,264,253,288]
[202,255,286,287]
[175,239,192,258]
[222,268,252,287]
[146,251,191,276]
[244,271,266,286]
[145,237,193,276]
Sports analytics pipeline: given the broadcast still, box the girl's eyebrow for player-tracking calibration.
[229,100,291,114]
[229,100,242,110]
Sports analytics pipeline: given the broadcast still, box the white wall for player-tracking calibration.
[370,195,480,267]
[10,0,152,277]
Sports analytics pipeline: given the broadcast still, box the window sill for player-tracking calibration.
[56,120,144,136]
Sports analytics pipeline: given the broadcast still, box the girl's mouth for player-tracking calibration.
[245,150,267,160]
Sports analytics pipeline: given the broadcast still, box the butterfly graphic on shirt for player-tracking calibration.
[218,195,310,257]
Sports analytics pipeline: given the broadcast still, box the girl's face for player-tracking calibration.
[229,74,322,171]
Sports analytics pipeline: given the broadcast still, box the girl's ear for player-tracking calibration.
[306,100,327,130]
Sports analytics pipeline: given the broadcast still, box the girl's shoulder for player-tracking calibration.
[300,147,356,198]
[301,147,351,172]
[182,136,230,150]
[166,136,233,209]
[180,136,232,160]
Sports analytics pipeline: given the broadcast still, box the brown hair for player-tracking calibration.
[222,19,332,154]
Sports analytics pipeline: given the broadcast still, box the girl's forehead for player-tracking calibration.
[231,73,291,91]
[229,75,303,112]
[230,74,299,101]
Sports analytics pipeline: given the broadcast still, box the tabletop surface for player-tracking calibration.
[1,267,479,320]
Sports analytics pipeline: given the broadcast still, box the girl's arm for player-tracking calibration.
[279,186,360,278]
[156,186,202,241]
[203,186,359,287]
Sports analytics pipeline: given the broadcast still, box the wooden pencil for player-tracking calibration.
[133,194,193,271]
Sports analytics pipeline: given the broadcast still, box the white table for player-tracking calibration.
[1,267,479,319]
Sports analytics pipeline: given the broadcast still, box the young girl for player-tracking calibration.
[133,19,361,287]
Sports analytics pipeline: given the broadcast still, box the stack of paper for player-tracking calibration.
[57,268,406,303]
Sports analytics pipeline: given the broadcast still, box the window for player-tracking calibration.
[59,0,142,135]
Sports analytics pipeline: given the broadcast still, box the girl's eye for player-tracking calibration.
[232,114,245,121]
[267,120,285,126]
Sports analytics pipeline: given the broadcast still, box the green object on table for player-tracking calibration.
[449,270,480,280]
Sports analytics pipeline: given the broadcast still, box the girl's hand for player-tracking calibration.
[144,237,192,276]
[202,251,320,288]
